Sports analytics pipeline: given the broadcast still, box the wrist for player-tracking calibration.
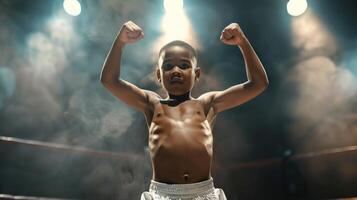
[114,38,126,48]
[237,36,249,48]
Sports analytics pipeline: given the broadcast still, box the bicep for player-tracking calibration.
[211,81,267,113]
[101,79,151,112]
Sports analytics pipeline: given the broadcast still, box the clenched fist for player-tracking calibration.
[117,21,144,44]
[220,23,246,46]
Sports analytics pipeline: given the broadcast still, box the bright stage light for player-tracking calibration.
[163,0,183,12]
[154,0,199,55]
[161,10,190,41]
[287,0,308,17]
[63,0,81,16]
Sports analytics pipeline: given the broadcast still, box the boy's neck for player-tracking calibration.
[168,92,191,102]
[160,92,191,106]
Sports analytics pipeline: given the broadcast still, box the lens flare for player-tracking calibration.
[163,0,183,12]
[287,0,308,17]
[63,0,81,16]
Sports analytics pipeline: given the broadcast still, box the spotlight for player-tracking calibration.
[287,0,308,17]
[155,0,199,52]
[160,0,189,44]
[163,0,183,12]
[63,0,81,16]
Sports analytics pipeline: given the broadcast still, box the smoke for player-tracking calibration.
[0,1,158,199]
[0,1,156,140]
[291,10,338,57]
[7,1,357,199]
[1,12,79,136]
[286,11,357,152]
[0,67,15,109]
[79,155,151,199]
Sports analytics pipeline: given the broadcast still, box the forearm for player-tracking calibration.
[238,37,269,86]
[100,38,126,83]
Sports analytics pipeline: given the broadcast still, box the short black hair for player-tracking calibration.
[159,40,197,58]
[158,40,197,67]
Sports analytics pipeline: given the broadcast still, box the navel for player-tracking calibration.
[183,173,189,182]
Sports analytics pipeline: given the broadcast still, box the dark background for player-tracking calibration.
[0,0,357,199]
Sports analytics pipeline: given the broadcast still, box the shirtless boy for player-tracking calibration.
[100,21,269,199]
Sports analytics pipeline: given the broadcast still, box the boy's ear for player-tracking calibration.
[156,67,161,83]
[194,67,201,81]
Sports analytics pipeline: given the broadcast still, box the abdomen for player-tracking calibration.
[149,119,213,183]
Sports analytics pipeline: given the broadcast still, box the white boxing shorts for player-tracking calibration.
[141,177,227,200]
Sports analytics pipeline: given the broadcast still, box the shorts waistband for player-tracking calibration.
[149,177,215,196]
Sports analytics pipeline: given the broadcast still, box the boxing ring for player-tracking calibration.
[1,136,357,199]
[0,193,71,200]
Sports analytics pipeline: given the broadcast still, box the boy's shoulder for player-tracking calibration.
[197,91,217,105]
[144,90,162,101]
[197,92,221,121]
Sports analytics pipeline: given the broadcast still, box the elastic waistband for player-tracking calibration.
[149,177,215,196]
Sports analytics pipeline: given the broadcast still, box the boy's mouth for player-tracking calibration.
[170,76,183,84]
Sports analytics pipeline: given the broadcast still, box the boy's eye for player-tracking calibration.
[180,63,190,69]
[162,62,191,70]
[163,63,173,70]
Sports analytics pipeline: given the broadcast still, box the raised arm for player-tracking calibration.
[100,21,152,113]
[200,23,269,114]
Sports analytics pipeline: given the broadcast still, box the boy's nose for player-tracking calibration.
[171,66,182,73]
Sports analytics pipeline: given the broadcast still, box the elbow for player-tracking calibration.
[99,73,106,84]
[255,81,268,95]
[100,77,108,85]
[100,80,109,89]
[100,77,114,87]
[100,77,107,84]
[100,74,114,85]
[258,76,269,90]
[263,79,269,89]
[260,80,269,92]
[99,71,114,85]
[250,78,269,91]
[100,77,120,89]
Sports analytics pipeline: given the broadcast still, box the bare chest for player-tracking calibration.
[150,100,206,125]
[148,100,213,158]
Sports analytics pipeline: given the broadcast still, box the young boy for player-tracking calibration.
[100,21,269,200]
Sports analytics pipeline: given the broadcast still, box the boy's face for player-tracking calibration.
[157,46,200,96]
